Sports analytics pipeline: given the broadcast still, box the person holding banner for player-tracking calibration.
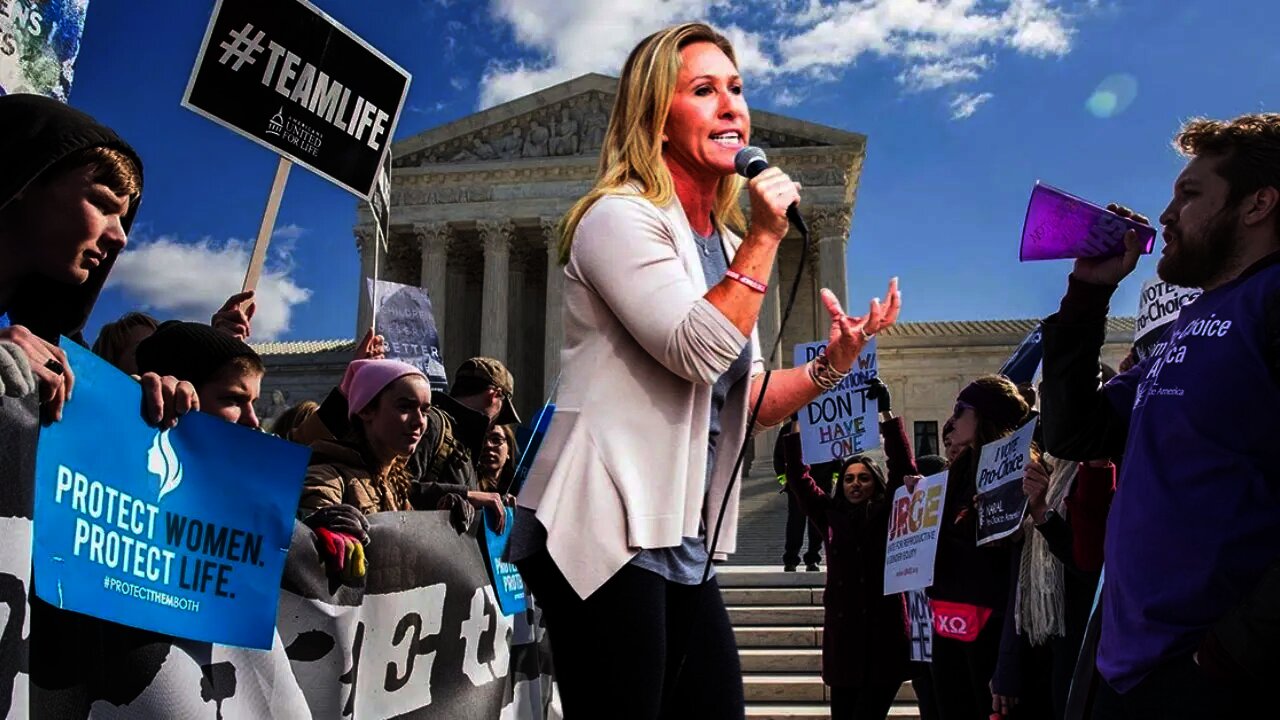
[927,375,1030,720]
[298,359,431,581]
[510,22,900,718]
[1040,113,1280,717]
[0,94,198,429]
[781,398,925,719]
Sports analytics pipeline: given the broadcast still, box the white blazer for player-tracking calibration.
[519,187,766,599]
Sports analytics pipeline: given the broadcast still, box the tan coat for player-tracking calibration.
[300,439,413,517]
[518,189,767,600]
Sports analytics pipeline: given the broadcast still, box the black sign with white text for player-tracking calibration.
[182,0,410,198]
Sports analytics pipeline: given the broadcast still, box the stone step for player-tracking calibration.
[718,565,827,588]
[734,626,823,648]
[739,648,822,673]
[729,605,827,626]
[722,587,822,606]
[744,677,918,704]
[744,704,920,719]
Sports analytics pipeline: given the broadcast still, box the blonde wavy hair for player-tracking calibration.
[557,22,747,263]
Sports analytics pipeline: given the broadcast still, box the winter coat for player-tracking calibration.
[301,439,413,516]
[782,418,916,689]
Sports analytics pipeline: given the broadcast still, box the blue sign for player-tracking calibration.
[33,341,309,649]
[511,403,555,497]
[999,324,1043,385]
[482,508,526,616]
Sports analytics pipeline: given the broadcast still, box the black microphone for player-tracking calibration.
[734,146,809,237]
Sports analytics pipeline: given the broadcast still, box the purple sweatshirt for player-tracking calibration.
[1096,257,1280,691]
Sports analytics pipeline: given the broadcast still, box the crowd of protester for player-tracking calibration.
[4,29,1280,720]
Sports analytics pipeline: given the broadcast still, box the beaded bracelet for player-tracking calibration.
[807,352,849,391]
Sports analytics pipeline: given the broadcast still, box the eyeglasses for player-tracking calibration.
[483,432,507,448]
[951,401,974,420]
[489,384,511,401]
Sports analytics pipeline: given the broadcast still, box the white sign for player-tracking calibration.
[906,590,933,662]
[883,470,949,595]
[793,339,879,464]
[975,419,1037,546]
[1134,278,1201,361]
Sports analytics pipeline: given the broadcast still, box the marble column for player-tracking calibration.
[416,221,453,342]
[478,219,514,362]
[812,207,852,311]
[542,217,564,397]
[353,225,377,339]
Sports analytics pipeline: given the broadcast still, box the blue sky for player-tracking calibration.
[68,0,1277,343]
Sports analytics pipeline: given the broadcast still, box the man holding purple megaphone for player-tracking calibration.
[1037,113,1280,718]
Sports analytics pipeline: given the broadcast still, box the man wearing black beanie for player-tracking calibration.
[135,320,266,429]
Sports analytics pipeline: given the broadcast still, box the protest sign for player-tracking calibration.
[32,341,309,649]
[366,277,448,392]
[975,419,1037,546]
[182,0,410,199]
[999,323,1043,385]
[794,339,879,463]
[483,508,527,616]
[906,589,933,662]
[883,471,948,594]
[0,0,89,101]
[30,513,556,719]
[1133,277,1201,361]
[511,403,555,496]
[1020,182,1156,261]
[0,392,36,717]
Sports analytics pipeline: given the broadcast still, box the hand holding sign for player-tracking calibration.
[1022,460,1051,525]
[821,277,901,373]
[211,291,256,340]
[1072,204,1151,287]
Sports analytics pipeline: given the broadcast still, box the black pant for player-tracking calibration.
[784,487,823,567]
[516,551,745,719]
[930,617,1002,720]
[830,682,902,720]
[1089,655,1242,720]
[911,663,942,720]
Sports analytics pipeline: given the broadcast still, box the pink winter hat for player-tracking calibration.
[340,359,428,417]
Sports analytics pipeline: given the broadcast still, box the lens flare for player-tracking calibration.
[1086,73,1138,118]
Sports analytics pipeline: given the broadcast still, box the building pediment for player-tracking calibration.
[392,73,865,167]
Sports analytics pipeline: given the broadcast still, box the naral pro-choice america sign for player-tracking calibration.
[182,0,410,199]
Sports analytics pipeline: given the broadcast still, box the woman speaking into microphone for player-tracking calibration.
[510,22,901,718]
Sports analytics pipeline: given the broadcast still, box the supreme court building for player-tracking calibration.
[254,72,1134,481]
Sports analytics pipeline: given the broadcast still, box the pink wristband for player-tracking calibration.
[725,269,767,293]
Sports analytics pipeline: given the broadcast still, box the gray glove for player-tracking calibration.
[0,341,36,399]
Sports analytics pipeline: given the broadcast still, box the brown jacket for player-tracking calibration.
[300,439,413,517]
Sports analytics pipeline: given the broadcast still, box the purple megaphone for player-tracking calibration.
[1019,182,1157,262]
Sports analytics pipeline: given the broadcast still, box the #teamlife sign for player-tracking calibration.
[883,470,948,595]
[182,0,410,199]
[793,339,879,463]
[1134,277,1201,361]
[975,418,1037,546]
[32,341,309,649]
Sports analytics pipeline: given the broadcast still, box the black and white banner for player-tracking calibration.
[0,395,37,718]
[22,512,555,719]
[182,0,411,199]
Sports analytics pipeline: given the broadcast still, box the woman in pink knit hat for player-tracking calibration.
[297,358,431,581]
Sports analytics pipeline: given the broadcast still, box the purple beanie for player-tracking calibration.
[340,359,428,417]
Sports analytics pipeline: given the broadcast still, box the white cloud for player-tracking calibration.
[107,236,312,341]
[948,90,994,119]
[897,54,991,91]
[478,0,1088,113]
[271,223,307,241]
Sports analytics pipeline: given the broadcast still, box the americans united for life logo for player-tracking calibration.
[149,429,184,503]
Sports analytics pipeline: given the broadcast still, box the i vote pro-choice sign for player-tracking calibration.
[33,342,309,649]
